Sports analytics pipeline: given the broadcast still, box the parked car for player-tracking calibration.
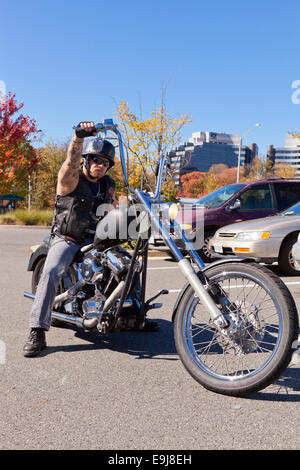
[176,178,300,261]
[208,201,300,275]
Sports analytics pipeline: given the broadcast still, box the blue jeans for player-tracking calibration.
[29,235,81,331]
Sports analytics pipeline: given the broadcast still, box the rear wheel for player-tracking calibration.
[174,262,298,397]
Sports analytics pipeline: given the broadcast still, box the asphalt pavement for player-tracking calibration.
[0,226,300,451]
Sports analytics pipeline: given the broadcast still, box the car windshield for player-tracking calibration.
[196,183,246,208]
[282,201,300,215]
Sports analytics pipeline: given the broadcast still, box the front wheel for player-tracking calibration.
[174,262,299,397]
[196,229,217,263]
[278,234,300,275]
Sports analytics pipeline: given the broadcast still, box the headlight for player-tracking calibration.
[168,203,179,220]
[235,231,270,240]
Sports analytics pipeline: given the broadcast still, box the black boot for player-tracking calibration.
[23,328,47,357]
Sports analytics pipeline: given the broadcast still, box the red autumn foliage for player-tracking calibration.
[0,92,41,194]
[180,171,205,198]
[0,92,40,145]
[179,166,238,198]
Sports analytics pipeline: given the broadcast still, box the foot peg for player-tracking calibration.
[145,289,169,311]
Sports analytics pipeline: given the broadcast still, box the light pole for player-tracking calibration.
[236,123,261,183]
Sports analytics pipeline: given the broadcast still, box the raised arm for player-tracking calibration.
[57,122,96,196]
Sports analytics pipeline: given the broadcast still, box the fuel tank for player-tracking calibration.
[94,206,150,250]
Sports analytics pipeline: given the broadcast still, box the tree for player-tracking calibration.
[214,167,237,187]
[114,89,191,194]
[0,92,41,195]
[244,156,274,180]
[31,142,67,208]
[180,171,205,198]
[273,162,297,178]
[161,179,179,203]
[209,163,229,175]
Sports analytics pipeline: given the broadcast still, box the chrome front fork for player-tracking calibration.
[134,189,228,329]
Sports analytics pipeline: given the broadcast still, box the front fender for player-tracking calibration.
[27,237,50,271]
[171,257,255,322]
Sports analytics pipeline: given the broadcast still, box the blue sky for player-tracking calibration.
[1,0,300,156]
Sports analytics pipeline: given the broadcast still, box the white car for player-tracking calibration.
[209,202,300,275]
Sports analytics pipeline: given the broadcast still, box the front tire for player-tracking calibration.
[196,229,217,263]
[278,234,300,275]
[174,262,299,397]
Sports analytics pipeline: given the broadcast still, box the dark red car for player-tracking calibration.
[175,178,300,261]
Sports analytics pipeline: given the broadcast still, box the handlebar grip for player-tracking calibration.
[73,120,115,132]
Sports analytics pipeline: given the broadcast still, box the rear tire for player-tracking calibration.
[174,262,299,397]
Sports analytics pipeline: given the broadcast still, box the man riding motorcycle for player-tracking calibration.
[23,121,117,357]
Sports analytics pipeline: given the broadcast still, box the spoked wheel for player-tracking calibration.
[174,262,299,397]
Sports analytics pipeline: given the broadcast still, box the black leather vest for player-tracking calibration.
[51,173,115,242]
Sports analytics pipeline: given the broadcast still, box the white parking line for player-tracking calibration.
[147,266,178,270]
[147,264,300,294]
[166,280,300,294]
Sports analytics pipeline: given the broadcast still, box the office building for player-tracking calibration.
[169,131,257,186]
[267,135,300,175]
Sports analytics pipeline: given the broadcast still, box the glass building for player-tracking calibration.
[267,135,300,175]
[169,131,257,186]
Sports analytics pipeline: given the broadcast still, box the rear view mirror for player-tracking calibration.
[227,199,241,211]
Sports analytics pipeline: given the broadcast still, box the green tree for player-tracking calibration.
[31,141,67,209]
[162,179,179,202]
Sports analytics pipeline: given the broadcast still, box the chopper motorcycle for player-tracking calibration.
[24,119,300,397]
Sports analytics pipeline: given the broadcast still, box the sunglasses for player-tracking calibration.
[90,155,110,167]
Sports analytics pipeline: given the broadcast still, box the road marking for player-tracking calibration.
[147,266,178,270]
[165,280,300,294]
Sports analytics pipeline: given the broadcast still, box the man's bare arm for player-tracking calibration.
[56,135,84,196]
[56,122,96,195]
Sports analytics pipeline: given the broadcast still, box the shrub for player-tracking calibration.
[0,213,18,224]
[0,209,53,226]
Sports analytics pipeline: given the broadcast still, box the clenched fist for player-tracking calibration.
[75,121,97,139]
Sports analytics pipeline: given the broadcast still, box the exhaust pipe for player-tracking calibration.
[24,280,125,331]
[24,291,87,327]
[53,278,86,306]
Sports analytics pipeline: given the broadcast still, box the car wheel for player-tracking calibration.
[278,234,300,275]
[197,229,217,263]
